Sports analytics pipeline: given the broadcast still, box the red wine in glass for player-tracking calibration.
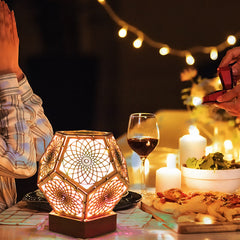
[127,138,158,157]
[127,113,159,193]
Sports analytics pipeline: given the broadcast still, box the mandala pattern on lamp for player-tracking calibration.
[41,174,84,218]
[86,176,127,218]
[60,138,113,188]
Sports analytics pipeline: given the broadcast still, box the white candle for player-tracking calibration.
[155,154,181,193]
[224,139,233,161]
[179,126,207,167]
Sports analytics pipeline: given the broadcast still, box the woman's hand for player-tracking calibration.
[215,84,240,117]
[0,1,23,81]
[219,47,240,82]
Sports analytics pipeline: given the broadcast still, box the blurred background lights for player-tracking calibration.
[186,54,195,65]
[133,38,143,48]
[97,0,105,4]
[98,0,240,64]
[159,47,170,56]
[227,35,236,45]
[118,27,127,38]
[224,139,233,151]
[210,48,218,60]
[192,97,203,106]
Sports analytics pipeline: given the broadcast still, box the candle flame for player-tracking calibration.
[224,139,233,151]
[189,125,199,135]
[205,145,213,155]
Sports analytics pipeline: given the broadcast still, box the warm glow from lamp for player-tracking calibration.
[159,47,169,55]
[186,54,195,65]
[133,38,143,48]
[210,48,218,60]
[227,35,236,45]
[118,27,127,38]
[37,130,129,238]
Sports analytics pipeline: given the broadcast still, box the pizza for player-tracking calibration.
[150,188,240,222]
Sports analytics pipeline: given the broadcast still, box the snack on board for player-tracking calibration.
[151,188,240,222]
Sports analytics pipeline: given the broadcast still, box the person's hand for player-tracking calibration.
[219,47,240,82]
[0,1,23,81]
[215,84,240,117]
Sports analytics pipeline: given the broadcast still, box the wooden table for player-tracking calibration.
[1,201,240,240]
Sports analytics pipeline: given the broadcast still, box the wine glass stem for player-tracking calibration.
[140,156,146,192]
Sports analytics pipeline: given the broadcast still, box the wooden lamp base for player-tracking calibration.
[49,211,117,238]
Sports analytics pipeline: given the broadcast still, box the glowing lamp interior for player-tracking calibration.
[37,130,129,222]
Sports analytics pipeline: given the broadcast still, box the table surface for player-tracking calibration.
[0,200,240,240]
[0,111,236,240]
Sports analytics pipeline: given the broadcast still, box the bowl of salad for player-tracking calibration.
[182,152,240,193]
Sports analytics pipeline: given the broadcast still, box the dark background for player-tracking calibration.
[4,0,240,199]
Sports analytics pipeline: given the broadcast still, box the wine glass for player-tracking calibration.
[127,113,159,193]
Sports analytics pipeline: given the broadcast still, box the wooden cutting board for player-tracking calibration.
[141,202,240,234]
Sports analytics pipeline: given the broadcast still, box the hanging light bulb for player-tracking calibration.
[159,47,170,56]
[227,35,236,45]
[118,27,127,38]
[210,48,218,60]
[133,38,143,48]
[186,54,195,65]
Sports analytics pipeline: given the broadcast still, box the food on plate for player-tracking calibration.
[152,200,179,214]
[151,188,240,222]
[185,152,240,170]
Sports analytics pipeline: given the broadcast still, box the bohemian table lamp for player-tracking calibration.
[37,130,129,238]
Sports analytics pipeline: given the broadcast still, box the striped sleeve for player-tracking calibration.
[19,76,53,161]
[0,73,53,178]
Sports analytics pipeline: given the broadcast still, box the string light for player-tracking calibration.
[133,38,143,48]
[97,0,240,65]
[210,48,218,60]
[227,35,237,45]
[186,54,195,65]
[97,0,105,4]
[159,46,170,56]
[118,27,127,38]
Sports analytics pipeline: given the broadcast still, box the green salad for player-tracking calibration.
[185,152,240,170]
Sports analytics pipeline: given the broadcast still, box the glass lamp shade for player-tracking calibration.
[37,130,129,220]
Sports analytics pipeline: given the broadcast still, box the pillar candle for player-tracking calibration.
[224,139,233,161]
[155,154,181,193]
[179,125,207,167]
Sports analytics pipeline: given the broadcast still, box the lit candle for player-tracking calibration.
[155,154,181,193]
[224,139,233,161]
[205,145,213,156]
[179,126,207,167]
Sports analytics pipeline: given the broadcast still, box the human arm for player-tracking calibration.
[0,1,53,178]
[219,47,240,81]
[214,47,240,115]
[0,1,23,81]
[215,84,240,117]
[19,76,53,162]
[0,74,51,178]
